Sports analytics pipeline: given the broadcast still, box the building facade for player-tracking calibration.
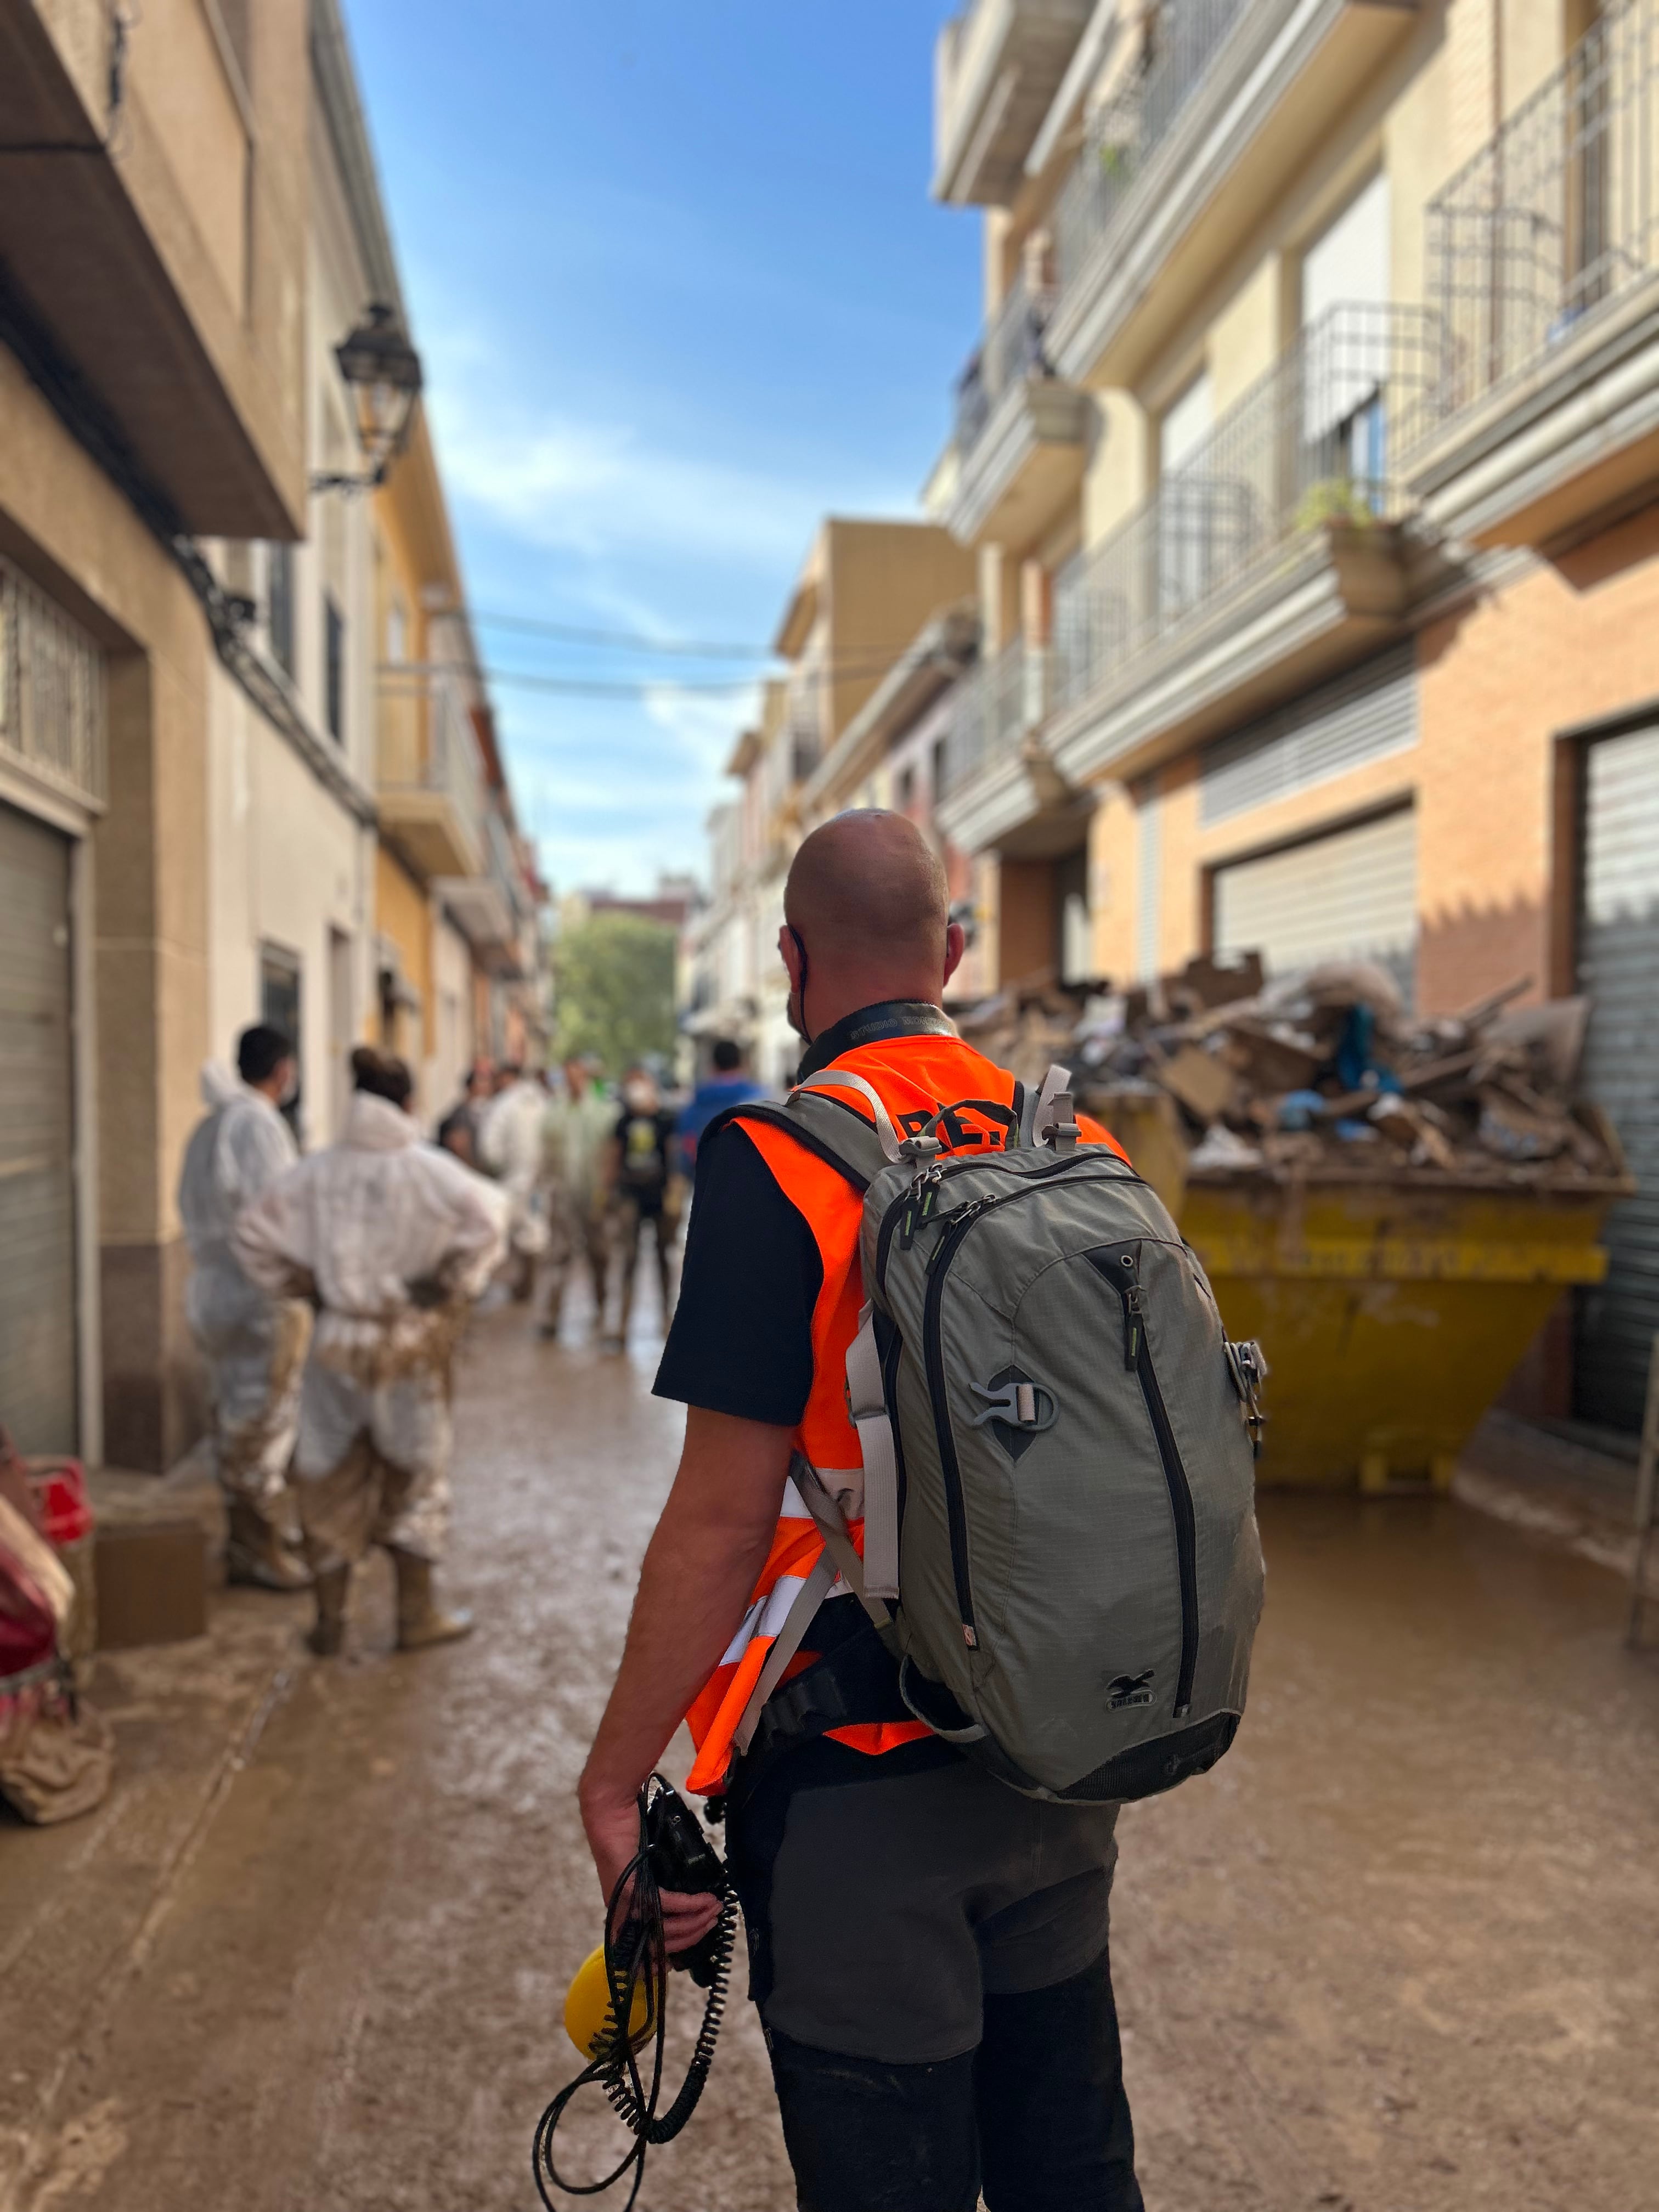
[0,0,542,1475]
[929,0,1659,1425]
[685,520,979,1089]
[0,0,311,1471]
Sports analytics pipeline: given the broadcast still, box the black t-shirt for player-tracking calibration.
[653,1123,821,1425]
[614,1106,676,1202]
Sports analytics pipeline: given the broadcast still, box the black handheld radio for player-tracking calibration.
[532,1776,737,2210]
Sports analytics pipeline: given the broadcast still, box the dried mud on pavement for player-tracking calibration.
[3,1299,1658,2212]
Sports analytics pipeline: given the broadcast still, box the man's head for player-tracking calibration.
[465,1060,493,1099]
[562,1054,592,1099]
[238,1023,296,1103]
[779,810,964,1043]
[495,1061,523,1094]
[351,1045,414,1111]
[621,1065,659,1114]
[710,1038,744,1075]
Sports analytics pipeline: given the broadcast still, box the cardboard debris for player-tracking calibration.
[1147,1042,1237,1126]
[953,954,1628,1190]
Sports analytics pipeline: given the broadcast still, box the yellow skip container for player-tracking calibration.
[1175,1155,1630,1491]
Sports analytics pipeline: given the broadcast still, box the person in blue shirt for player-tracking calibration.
[675,1038,761,1182]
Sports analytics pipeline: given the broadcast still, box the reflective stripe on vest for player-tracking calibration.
[680,1032,1128,1797]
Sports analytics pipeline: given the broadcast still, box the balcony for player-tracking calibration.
[1046,304,1442,786]
[1045,0,1421,389]
[439,805,531,977]
[1406,0,1659,547]
[945,269,1091,548]
[0,0,302,534]
[933,0,1094,207]
[934,640,1085,855]
[376,665,487,882]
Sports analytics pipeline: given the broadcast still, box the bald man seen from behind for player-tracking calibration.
[579,811,1145,2211]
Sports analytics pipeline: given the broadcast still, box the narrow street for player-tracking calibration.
[4,1295,1658,2212]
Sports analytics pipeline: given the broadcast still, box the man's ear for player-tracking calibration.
[778,924,803,990]
[943,919,966,989]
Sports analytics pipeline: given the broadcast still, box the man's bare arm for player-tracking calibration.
[579,1406,792,1949]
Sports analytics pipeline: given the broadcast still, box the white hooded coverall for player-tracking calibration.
[480,1078,551,1261]
[232,1092,507,1571]
[177,1064,309,1507]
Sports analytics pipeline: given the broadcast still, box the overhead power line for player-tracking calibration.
[480,641,973,702]
[484,667,760,697]
[472,608,773,659]
[469,607,980,675]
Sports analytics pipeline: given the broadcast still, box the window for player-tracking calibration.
[325,592,345,743]
[267,545,295,677]
[896,765,916,814]
[930,734,947,803]
[0,552,107,806]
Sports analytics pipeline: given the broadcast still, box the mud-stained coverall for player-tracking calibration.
[232,1091,507,1573]
[177,1064,310,1519]
[539,1086,615,1330]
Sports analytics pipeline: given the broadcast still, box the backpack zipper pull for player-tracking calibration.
[926,1196,985,1272]
[900,1165,947,1252]
[1123,1284,1145,1369]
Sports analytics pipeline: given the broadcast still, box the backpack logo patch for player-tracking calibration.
[1107,1669,1155,1709]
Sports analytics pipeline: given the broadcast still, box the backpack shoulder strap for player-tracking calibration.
[700,1087,892,1195]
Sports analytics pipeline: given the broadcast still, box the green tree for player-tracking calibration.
[553,912,678,1076]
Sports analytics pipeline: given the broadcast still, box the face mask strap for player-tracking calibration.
[787,925,811,1042]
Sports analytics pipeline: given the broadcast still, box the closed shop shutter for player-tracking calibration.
[0,802,77,1453]
[1199,644,1417,825]
[1575,724,1659,1432]
[1211,805,1418,1002]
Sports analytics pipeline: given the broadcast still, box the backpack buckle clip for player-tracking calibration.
[969,1378,1057,1434]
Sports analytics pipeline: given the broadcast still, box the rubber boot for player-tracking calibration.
[306,1564,351,1656]
[225,1497,313,1592]
[391,1550,473,1651]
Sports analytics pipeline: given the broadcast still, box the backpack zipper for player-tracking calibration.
[900,1152,1135,1650]
[1108,1254,1200,1717]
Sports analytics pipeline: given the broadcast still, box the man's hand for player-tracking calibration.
[579,1781,723,1961]
[578,1407,793,1950]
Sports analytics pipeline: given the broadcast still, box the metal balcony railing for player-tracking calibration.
[955,268,1058,454]
[485,804,534,923]
[1418,0,1659,441]
[1052,0,1245,311]
[1052,303,1444,712]
[0,555,106,808]
[376,663,488,862]
[938,640,1047,797]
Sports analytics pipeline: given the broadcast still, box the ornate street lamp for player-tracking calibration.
[311,303,424,493]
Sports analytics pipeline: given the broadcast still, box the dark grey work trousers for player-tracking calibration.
[726,1743,1143,2212]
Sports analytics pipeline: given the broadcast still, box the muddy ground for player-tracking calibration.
[3,1295,1657,2211]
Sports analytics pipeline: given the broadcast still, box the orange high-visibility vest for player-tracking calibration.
[682,1028,1127,1798]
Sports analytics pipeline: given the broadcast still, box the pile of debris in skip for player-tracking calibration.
[956,956,1627,1184]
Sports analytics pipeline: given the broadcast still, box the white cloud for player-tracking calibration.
[420,315,915,575]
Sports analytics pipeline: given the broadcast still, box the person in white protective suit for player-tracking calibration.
[232,1047,508,1657]
[479,1063,550,1302]
[177,1026,312,1590]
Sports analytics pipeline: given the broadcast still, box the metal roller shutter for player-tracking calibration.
[1199,644,1418,824]
[1211,805,1418,1003]
[1575,724,1659,1432]
[0,802,77,1453]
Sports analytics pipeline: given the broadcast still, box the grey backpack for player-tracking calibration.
[739,1064,1266,1805]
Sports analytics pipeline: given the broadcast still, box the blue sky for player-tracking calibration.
[345,0,976,895]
